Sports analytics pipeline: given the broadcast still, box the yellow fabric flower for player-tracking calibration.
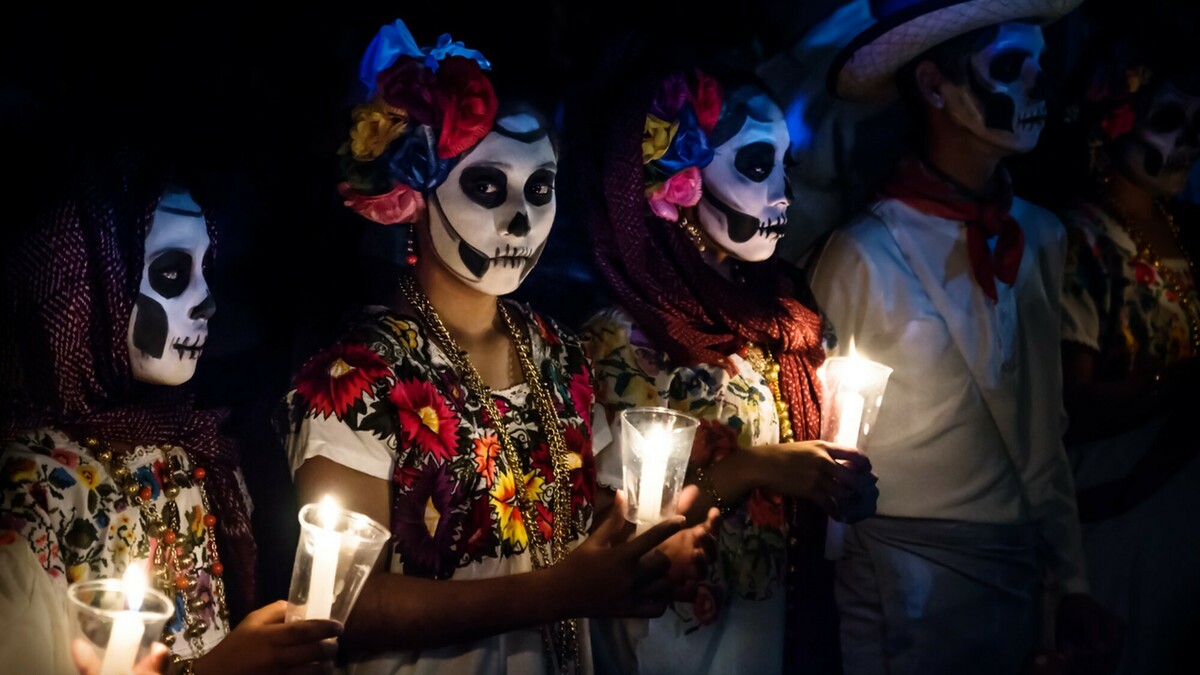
[2,458,36,483]
[643,115,679,164]
[349,102,409,161]
[67,563,89,583]
[75,465,101,490]
[383,316,419,349]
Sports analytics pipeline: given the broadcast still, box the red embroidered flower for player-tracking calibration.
[390,378,462,463]
[691,419,739,467]
[689,70,724,135]
[533,313,562,347]
[434,56,498,158]
[693,582,723,626]
[746,490,784,529]
[295,343,392,420]
[29,483,48,513]
[377,57,439,126]
[564,425,596,509]
[1134,259,1157,286]
[566,370,592,420]
[1102,104,1137,140]
[392,460,461,579]
[338,181,425,225]
[460,494,499,563]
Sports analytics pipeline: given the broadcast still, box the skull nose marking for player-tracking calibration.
[506,212,530,237]
[190,294,216,320]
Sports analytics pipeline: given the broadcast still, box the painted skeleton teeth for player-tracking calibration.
[172,335,206,360]
[756,216,788,238]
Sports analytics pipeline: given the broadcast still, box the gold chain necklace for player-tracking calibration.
[84,437,228,664]
[738,343,794,443]
[1100,197,1200,354]
[398,274,579,673]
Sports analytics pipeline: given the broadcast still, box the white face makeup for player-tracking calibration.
[427,113,557,296]
[942,22,1048,155]
[696,93,790,262]
[127,189,214,385]
[1119,82,1200,197]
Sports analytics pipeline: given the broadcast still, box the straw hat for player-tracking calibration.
[828,0,1084,102]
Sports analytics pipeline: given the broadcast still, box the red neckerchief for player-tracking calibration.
[879,155,1025,302]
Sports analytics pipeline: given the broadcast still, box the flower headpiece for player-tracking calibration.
[340,19,498,225]
[1082,46,1154,143]
[642,70,723,222]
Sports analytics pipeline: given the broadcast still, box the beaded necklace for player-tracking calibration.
[84,437,227,667]
[1100,197,1200,354]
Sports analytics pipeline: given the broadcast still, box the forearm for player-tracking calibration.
[341,565,575,655]
[686,450,762,520]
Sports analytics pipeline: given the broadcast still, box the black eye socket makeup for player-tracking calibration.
[989,50,1027,84]
[149,250,192,299]
[525,169,556,207]
[460,166,509,209]
[735,142,777,183]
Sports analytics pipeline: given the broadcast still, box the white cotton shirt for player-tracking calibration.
[809,197,1089,594]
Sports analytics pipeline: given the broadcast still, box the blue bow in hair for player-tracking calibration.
[358,19,491,97]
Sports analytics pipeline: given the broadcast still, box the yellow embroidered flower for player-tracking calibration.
[76,464,101,490]
[3,457,36,483]
[490,469,528,551]
[349,101,408,161]
[642,115,679,164]
[67,563,89,583]
[189,505,205,538]
[383,316,419,349]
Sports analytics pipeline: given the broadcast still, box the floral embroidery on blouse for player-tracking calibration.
[285,302,596,580]
[0,429,232,659]
[583,307,786,632]
[1062,202,1199,376]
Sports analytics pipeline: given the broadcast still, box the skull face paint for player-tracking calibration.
[427,113,557,296]
[942,23,1048,155]
[1118,82,1200,197]
[127,189,215,385]
[696,92,790,262]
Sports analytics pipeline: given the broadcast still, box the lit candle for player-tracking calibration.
[635,426,670,530]
[305,495,341,620]
[99,564,147,675]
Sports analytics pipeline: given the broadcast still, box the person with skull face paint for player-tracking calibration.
[1055,43,1200,675]
[283,20,712,675]
[0,157,344,674]
[811,1,1124,673]
[581,66,879,675]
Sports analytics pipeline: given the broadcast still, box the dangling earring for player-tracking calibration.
[679,216,706,253]
[406,225,419,266]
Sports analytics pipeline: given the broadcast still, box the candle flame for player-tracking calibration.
[122,562,147,612]
[319,495,340,530]
[846,336,858,359]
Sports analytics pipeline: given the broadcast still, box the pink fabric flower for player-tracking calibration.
[646,167,703,222]
[689,70,724,134]
[50,449,79,468]
[338,181,426,225]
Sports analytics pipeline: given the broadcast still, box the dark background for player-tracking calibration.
[4,0,1196,604]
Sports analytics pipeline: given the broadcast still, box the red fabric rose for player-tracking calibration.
[338,181,425,225]
[377,57,439,126]
[434,56,498,159]
[1101,104,1137,140]
[691,419,740,467]
[689,69,724,135]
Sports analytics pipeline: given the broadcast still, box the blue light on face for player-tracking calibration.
[785,94,814,154]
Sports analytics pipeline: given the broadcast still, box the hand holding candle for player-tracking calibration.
[819,338,892,558]
[67,562,174,675]
[286,494,389,624]
[619,407,700,533]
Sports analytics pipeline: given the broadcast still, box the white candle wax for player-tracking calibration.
[833,390,865,447]
[635,428,670,529]
[100,565,147,675]
[305,497,341,620]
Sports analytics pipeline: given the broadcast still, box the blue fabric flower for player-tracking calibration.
[388,126,454,191]
[359,20,424,96]
[653,107,714,175]
[94,511,109,529]
[48,467,76,489]
[134,466,160,499]
[358,20,491,96]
